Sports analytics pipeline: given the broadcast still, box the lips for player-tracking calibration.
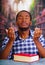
[21,22,28,26]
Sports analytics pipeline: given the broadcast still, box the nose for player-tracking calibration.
[22,17,26,22]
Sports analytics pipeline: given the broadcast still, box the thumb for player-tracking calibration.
[5,29,8,34]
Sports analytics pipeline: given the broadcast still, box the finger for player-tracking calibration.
[9,27,14,31]
[5,29,8,34]
[35,27,41,31]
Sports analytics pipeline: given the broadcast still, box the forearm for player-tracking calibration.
[34,39,45,58]
[0,40,13,59]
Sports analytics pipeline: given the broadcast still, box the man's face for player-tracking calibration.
[16,11,32,31]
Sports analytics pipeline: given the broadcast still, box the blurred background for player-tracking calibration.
[0,0,45,47]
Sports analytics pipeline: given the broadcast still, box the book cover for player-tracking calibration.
[13,53,39,63]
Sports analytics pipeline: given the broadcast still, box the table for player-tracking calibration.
[0,58,45,65]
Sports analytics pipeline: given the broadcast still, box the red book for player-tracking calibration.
[13,53,39,63]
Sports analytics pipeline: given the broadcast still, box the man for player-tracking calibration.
[0,10,45,59]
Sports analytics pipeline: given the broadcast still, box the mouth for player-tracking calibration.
[21,23,28,26]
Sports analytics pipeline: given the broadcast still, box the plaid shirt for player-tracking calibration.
[2,30,45,59]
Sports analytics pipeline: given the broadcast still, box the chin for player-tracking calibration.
[19,27,30,31]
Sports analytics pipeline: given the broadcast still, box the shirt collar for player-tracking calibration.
[16,29,34,40]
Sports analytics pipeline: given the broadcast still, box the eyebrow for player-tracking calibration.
[18,14,30,17]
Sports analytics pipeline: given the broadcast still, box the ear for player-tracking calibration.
[15,21,18,26]
[15,21,19,28]
[30,21,32,26]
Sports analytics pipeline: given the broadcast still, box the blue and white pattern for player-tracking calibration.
[2,30,45,59]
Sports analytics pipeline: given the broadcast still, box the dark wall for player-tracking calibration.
[0,0,2,13]
[43,0,45,8]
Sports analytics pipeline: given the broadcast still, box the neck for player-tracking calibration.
[19,29,30,39]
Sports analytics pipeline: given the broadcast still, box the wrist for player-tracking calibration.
[33,38,40,45]
[9,39,14,43]
[33,37,39,42]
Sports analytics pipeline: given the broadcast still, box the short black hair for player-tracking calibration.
[16,10,32,21]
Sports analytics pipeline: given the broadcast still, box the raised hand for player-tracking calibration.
[6,27,16,41]
[33,27,42,40]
